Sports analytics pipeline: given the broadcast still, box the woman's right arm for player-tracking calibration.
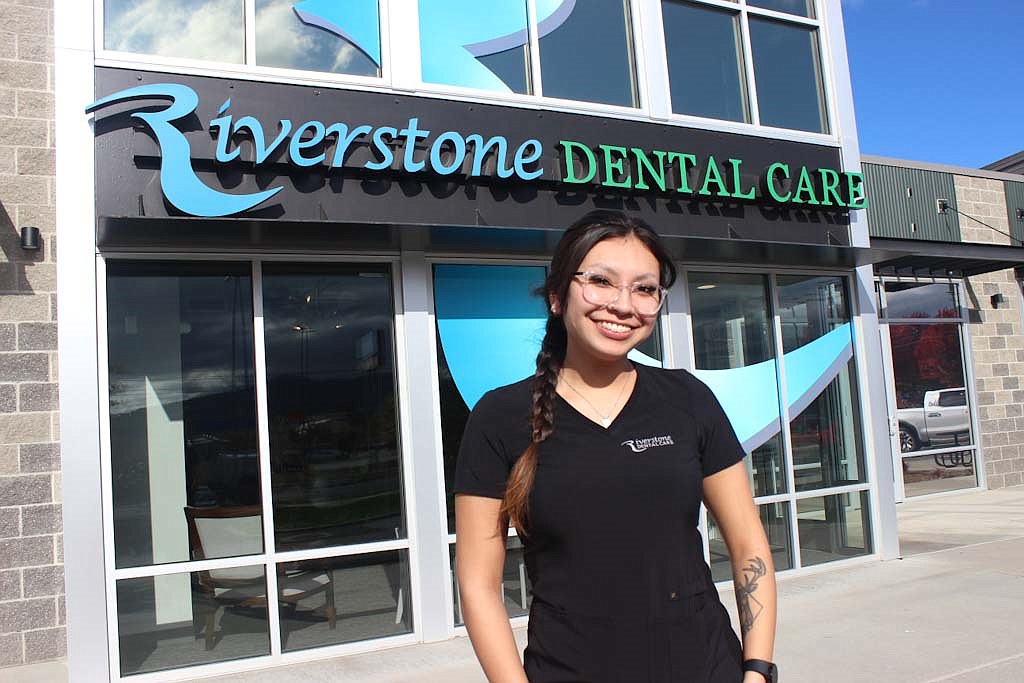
[455,493,530,683]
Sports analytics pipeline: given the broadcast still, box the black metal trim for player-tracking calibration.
[869,237,1024,278]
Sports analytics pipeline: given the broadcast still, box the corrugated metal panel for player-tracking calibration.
[863,163,961,242]
[1004,180,1024,245]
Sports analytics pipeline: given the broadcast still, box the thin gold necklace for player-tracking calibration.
[559,369,633,428]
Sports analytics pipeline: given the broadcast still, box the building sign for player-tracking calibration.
[87,82,865,219]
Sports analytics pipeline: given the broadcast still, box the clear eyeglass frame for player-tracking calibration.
[572,271,667,316]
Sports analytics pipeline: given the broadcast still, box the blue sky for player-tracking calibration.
[841,0,1023,168]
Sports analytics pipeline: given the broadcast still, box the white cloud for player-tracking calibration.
[256,0,358,72]
[106,0,244,63]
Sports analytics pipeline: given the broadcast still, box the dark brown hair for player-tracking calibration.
[499,210,677,539]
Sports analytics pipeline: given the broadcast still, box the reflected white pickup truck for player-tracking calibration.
[896,388,970,452]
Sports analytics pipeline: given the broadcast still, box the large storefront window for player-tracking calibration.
[691,270,870,579]
[689,272,786,497]
[881,280,978,498]
[105,260,411,677]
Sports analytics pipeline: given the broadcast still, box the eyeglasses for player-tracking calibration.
[572,271,667,315]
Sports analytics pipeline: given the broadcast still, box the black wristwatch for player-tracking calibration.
[743,659,778,683]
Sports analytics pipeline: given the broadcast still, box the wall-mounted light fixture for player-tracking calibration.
[936,198,950,214]
[20,226,40,251]
[991,292,1006,308]
[1015,208,1023,221]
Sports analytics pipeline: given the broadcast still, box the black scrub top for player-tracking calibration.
[454,363,748,682]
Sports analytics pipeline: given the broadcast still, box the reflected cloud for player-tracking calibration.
[256,0,361,73]
[106,0,244,63]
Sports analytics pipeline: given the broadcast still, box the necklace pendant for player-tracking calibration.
[600,417,612,428]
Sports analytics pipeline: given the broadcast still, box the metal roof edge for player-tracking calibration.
[861,155,1024,183]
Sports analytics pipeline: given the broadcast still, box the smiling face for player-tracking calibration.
[554,235,662,367]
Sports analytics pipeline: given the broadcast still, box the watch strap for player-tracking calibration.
[743,659,777,683]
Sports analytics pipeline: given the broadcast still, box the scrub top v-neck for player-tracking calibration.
[453,363,748,683]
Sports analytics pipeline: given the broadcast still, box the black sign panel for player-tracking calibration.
[92,67,851,250]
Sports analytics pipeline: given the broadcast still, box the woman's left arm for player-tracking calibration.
[703,460,777,683]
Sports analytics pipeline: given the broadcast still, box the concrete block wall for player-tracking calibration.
[0,0,65,667]
[956,174,1024,489]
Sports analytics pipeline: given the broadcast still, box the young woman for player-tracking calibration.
[453,210,777,683]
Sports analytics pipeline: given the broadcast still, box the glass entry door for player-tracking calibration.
[878,279,980,501]
[103,260,413,679]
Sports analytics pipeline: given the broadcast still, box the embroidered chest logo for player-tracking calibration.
[621,435,675,453]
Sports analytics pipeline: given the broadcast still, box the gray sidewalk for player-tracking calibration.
[7,486,1023,683]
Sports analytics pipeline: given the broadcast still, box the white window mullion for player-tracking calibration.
[738,8,761,126]
[638,0,671,120]
[252,260,283,657]
[526,0,544,97]
[769,273,802,570]
[96,256,123,683]
[244,0,257,65]
[387,0,420,90]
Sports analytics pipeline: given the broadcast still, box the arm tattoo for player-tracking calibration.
[735,556,766,636]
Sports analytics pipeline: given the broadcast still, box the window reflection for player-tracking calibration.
[689,273,786,497]
[262,264,404,551]
[748,0,813,18]
[255,0,380,76]
[107,262,261,569]
[662,1,748,122]
[901,453,977,497]
[889,323,973,455]
[777,275,865,491]
[539,0,638,107]
[104,0,244,63]
[883,281,960,320]
[116,570,270,676]
[797,492,871,566]
[278,550,412,652]
[749,17,827,133]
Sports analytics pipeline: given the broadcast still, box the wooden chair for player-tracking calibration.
[184,505,336,650]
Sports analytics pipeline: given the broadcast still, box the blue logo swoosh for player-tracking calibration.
[86,84,283,218]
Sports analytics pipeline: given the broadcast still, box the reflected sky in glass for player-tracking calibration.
[663,1,747,122]
[539,0,637,107]
[748,0,813,18]
[105,0,244,62]
[256,0,379,76]
[749,17,827,133]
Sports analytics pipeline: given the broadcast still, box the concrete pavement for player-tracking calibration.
[5,486,1023,683]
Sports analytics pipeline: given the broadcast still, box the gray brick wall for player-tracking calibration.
[956,174,1024,490]
[0,0,64,667]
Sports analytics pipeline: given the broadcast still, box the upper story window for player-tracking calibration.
[255,0,381,76]
[661,0,828,134]
[103,0,383,77]
[100,1,833,137]
[104,0,247,63]
[418,0,639,108]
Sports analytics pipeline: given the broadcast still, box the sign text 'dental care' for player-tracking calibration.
[87,83,866,219]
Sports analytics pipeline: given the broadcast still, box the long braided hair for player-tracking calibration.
[500,210,677,539]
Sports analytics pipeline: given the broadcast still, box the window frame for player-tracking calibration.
[96,252,423,681]
[94,0,843,146]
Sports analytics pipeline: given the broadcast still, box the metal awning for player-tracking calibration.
[869,237,1024,277]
